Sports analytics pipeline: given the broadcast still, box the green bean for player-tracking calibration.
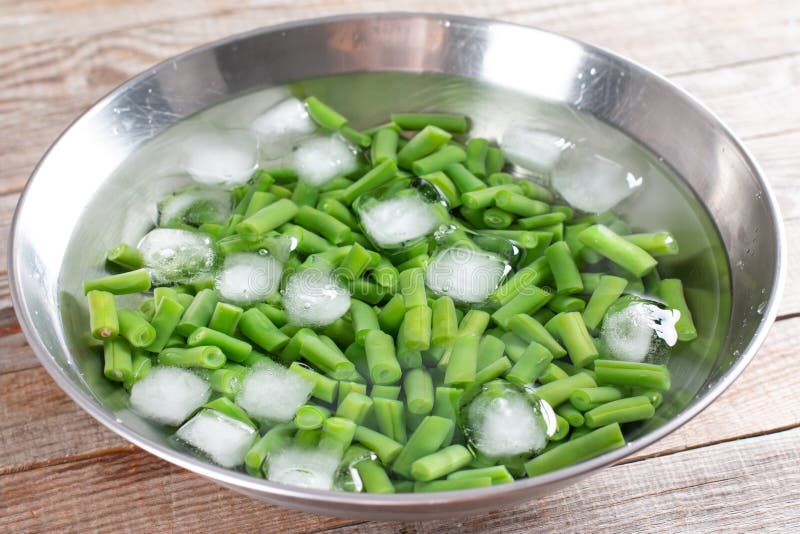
[354,455,396,494]
[373,397,407,444]
[476,334,506,370]
[341,159,398,204]
[175,289,218,336]
[420,171,462,208]
[633,388,664,409]
[499,332,528,363]
[106,243,143,271]
[348,279,386,305]
[157,346,226,369]
[364,330,402,385]
[487,172,512,186]
[391,415,455,478]
[428,296,457,348]
[341,126,371,147]
[443,335,479,387]
[414,477,492,493]
[545,241,583,295]
[317,198,359,231]
[458,309,491,337]
[582,275,628,332]
[305,96,348,130]
[399,267,427,308]
[460,184,519,210]
[569,386,625,412]
[399,305,432,351]
[658,278,698,341]
[396,253,429,272]
[403,369,434,415]
[319,416,357,453]
[87,290,119,340]
[506,341,553,385]
[145,296,184,352]
[397,125,452,169]
[459,206,487,228]
[293,205,352,245]
[474,356,512,384]
[240,349,274,367]
[447,465,514,485]
[584,396,655,428]
[391,113,468,133]
[485,147,505,175]
[594,359,671,390]
[244,191,279,217]
[410,444,472,481]
[524,423,625,476]
[445,163,486,194]
[295,428,322,448]
[578,224,657,277]
[336,392,374,425]
[411,145,466,175]
[491,256,551,306]
[553,361,596,382]
[507,314,566,358]
[83,268,151,295]
[246,423,294,477]
[236,198,299,239]
[353,425,403,464]
[465,138,489,178]
[187,327,251,362]
[209,364,246,397]
[203,397,256,427]
[368,385,399,401]
[288,362,337,403]
[103,338,132,382]
[371,127,399,164]
[491,285,553,329]
[556,402,585,427]
[117,308,156,348]
[482,207,514,229]
[623,232,679,256]
[548,295,585,313]
[204,302,241,336]
[548,312,598,368]
[538,363,570,384]
[373,293,404,337]
[252,304,285,328]
[337,381,367,407]
[534,373,597,408]
[494,191,549,217]
[349,298,380,345]
[334,243,371,282]
[237,307,289,353]
[298,330,355,379]
[517,212,567,230]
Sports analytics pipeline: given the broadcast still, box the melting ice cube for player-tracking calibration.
[501,126,570,176]
[138,228,216,284]
[251,98,317,160]
[176,409,257,468]
[158,187,233,227]
[357,192,440,248]
[129,367,210,426]
[601,300,680,363]
[281,269,351,327]
[293,135,358,186]
[214,252,283,305]
[181,128,259,187]
[267,445,343,490]
[236,362,314,422]
[425,246,509,304]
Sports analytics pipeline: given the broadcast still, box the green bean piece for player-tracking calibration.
[158,346,226,369]
[246,423,294,477]
[255,303,287,328]
[444,335,479,387]
[320,317,354,348]
[337,381,367,407]
[335,243,372,282]
[236,198,299,239]
[298,330,355,379]
[336,392,374,425]
[371,257,401,293]
[288,362,337,403]
[404,369,435,415]
[570,386,625,412]
[658,278,698,341]
[371,127,400,164]
[524,423,625,476]
[491,285,553,329]
[548,294,586,313]
[317,197,359,231]
[445,163,486,194]
[280,328,308,363]
[491,256,552,306]
[305,96,348,130]
[354,456,396,494]
[210,364,246,397]
[294,428,322,448]
[371,384,401,400]
[341,159,398,204]
[494,190,549,217]
[238,307,289,353]
[458,206,486,228]
[419,171,461,208]
[123,349,152,390]
[633,388,664,409]
[391,113,468,133]
[465,138,489,178]
[399,305,432,351]
[399,267,427,308]
[392,415,455,478]
[548,312,598,368]
[578,224,657,277]
[207,302,243,336]
[458,309,491,337]
[244,191,278,218]
[340,125,371,147]
[506,341,553,385]
[293,205,352,245]
[203,397,256,428]
[145,296,185,352]
[431,386,462,446]
[447,465,514,485]
[499,331,528,363]
[594,359,672,390]
[373,397,407,444]
[517,212,568,230]
[582,275,628,332]
[545,241,583,295]
[484,147,505,175]
[175,289,218,337]
[106,243,143,271]
[410,145,466,175]
[460,184,519,210]
[584,396,655,428]
[187,327,251,362]
[410,444,473,482]
[103,338,132,382]
[482,207,514,229]
[477,334,506,370]
[83,268,151,295]
[240,350,274,367]
[486,172,512,186]
[377,293,406,336]
[353,426,403,464]
[413,477,492,493]
[580,273,602,295]
[117,308,156,348]
[538,363,570,384]
[396,125,452,169]
[534,373,597,408]
[87,290,119,340]
[364,329,402,385]
[474,356,512,384]
[319,416,357,453]
[350,278,386,305]
[556,403,585,427]
[507,314,566,357]
[350,299,381,345]
[623,232,679,256]
[396,253,430,272]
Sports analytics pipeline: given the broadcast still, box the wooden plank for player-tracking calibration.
[746,131,800,223]
[2,315,798,480]
[2,423,798,531]
[326,427,800,532]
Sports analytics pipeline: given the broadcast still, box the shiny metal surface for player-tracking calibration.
[9,13,785,520]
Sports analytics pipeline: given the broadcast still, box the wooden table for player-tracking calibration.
[2,1,798,531]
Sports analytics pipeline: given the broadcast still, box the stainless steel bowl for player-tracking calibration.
[9,13,785,520]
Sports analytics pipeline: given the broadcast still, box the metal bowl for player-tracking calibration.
[9,13,785,520]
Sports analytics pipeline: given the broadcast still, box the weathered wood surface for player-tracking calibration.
[1,0,798,531]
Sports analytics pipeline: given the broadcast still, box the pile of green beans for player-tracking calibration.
[83,96,698,493]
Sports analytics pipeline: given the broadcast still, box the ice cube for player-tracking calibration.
[358,193,440,247]
[501,126,570,176]
[215,252,283,305]
[293,135,358,186]
[267,445,342,490]
[282,269,351,327]
[425,247,509,304]
[465,380,549,458]
[236,362,313,422]
[129,367,210,426]
[601,301,679,363]
[251,98,317,160]
[551,149,643,213]
[176,409,257,468]
[138,228,216,285]
[181,128,259,187]
[158,187,232,227]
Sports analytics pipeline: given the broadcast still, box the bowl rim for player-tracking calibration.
[8,11,787,509]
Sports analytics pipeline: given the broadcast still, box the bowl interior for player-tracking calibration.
[10,14,782,519]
